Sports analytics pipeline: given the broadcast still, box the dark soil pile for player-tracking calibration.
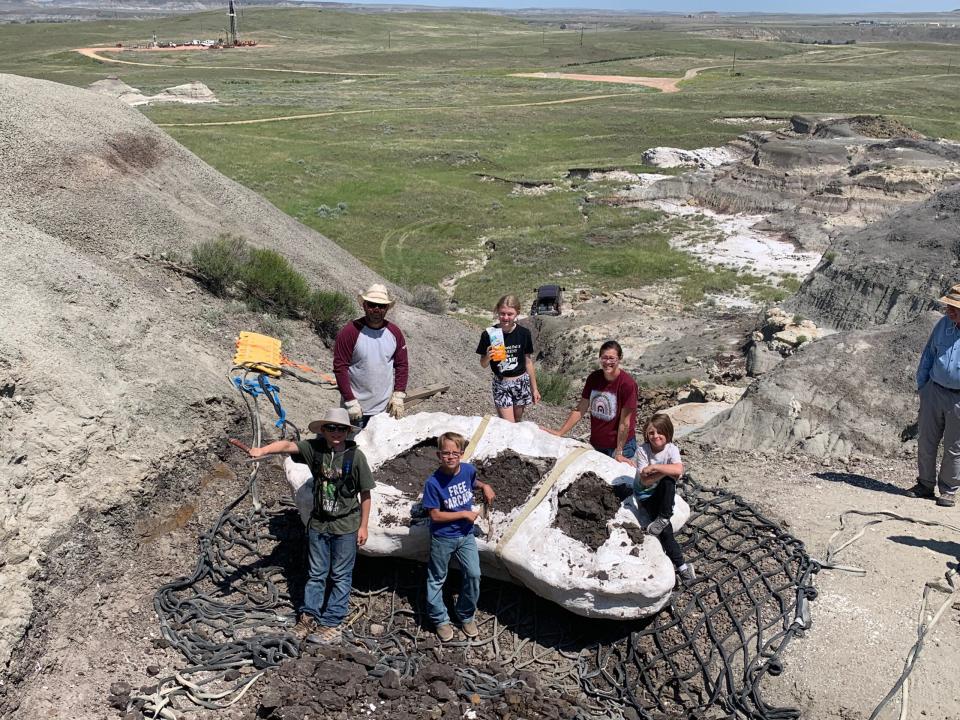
[373,438,440,495]
[553,473,629,551]
[255,647,581,720]
[374,444,556,513]
[252,557,635,720]
[474,451,555,513]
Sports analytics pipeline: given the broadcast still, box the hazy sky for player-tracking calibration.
[345,1,959,11]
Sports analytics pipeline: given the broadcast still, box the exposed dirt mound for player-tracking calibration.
[374,438,440,495]
[375,445,555,513]
[475,450,555,512]
[554,473,630,551]
[814,114,922,140]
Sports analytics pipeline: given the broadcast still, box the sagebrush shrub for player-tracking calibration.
[537,370,573,406]
[240,248,311,317]
[410,285,446,315]
[191,234,248,296]
[306,289,354,339]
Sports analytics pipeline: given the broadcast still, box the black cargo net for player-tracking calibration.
[578,475,817,720]
[138,469,815,719]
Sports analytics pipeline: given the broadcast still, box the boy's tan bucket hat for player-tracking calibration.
[938,284,960,310]
[358,283,394,307]
[307,407,361,434]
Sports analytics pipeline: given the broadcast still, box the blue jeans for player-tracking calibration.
[300,529,357,627]
[425,533,481,627]
[594,435,637,459]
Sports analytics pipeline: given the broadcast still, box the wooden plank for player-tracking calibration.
[404,383,449,401]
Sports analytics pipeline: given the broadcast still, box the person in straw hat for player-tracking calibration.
[243,407,374,645]
[907,283,960,507]
[333,283,408,427]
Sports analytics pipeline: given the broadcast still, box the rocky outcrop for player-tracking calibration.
[745,308,833,377]
[639,119,960,253]
[787,185,960,330]
[88,77,218,106]
[692,314,935,459]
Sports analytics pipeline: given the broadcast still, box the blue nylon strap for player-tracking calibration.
[232,375,287,428]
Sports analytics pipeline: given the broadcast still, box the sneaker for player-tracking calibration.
[307,625,342,645]
[436,623,455,642]
[647,517,670,536]
[937,493,956,508]
[905,482,936,499]
[291,614,318,642]
[461,620,479,639]
[677,564,696,585]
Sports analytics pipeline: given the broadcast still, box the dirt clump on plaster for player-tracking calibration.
[474,450,555,512]
[374,442,555,514]
[553,473,629,551]
[373,438,440,496]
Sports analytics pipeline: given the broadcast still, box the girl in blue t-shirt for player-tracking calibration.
[633,414,695,585]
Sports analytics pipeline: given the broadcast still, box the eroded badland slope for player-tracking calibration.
[0,72,484,673]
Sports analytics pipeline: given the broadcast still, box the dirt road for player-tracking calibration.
[509,66,716,93]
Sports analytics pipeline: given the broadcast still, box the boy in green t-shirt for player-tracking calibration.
[244,407,374,645]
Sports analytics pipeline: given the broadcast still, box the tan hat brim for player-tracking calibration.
[938,295,960,310]
[307,420,360,434]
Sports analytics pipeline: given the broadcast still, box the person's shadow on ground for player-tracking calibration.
[813,471,905,496]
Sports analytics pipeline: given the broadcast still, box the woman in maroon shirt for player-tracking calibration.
[543,340,638,463]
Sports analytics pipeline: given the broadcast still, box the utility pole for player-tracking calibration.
[388,31,391,49]
[475,31,479,49]
[579,26,584,48]
[731,51,737,74]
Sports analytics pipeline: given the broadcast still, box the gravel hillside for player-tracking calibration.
[0,73,484,672]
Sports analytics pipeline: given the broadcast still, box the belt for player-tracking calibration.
[933,381,960,393]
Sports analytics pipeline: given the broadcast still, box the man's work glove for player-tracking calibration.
[388,391,406,419]
[646,517,670,536]
[344,399,363,424]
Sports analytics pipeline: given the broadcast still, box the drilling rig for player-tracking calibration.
[227,0,238,46]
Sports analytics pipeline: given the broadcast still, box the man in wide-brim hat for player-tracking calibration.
[908,283,960,507]
[333,283,409,427]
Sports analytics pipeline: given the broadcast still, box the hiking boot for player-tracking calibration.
[905,482,936,499]
[647,517,670,536]
[461,620,479,639]
[307,625,342,645]
[677,564,696,585]
[291,614,318,642]
[436,623,455,642]
[936,493,956,508]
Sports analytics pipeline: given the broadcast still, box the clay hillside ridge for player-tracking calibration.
[692,183,960,459]
[0,73,483,670]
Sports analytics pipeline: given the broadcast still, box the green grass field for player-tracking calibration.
[3,9,959,308]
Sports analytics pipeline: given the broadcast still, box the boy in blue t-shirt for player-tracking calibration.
[421,431,496,642]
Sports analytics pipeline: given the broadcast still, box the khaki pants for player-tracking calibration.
[918,381,960,495]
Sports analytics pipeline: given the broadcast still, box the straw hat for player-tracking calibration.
[307,407,361,434]
[938,284,960,310]
[358,283,394,307]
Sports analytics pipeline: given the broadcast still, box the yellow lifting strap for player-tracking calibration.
[233,331,283,377]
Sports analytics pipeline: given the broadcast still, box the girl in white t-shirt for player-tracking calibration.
[633,414,695,584]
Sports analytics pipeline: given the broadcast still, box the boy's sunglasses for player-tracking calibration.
[321,424,349,433]
[437,451,462,458]
[365,302,389,309]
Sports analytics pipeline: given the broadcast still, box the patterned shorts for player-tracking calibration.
[492,373,533,409]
